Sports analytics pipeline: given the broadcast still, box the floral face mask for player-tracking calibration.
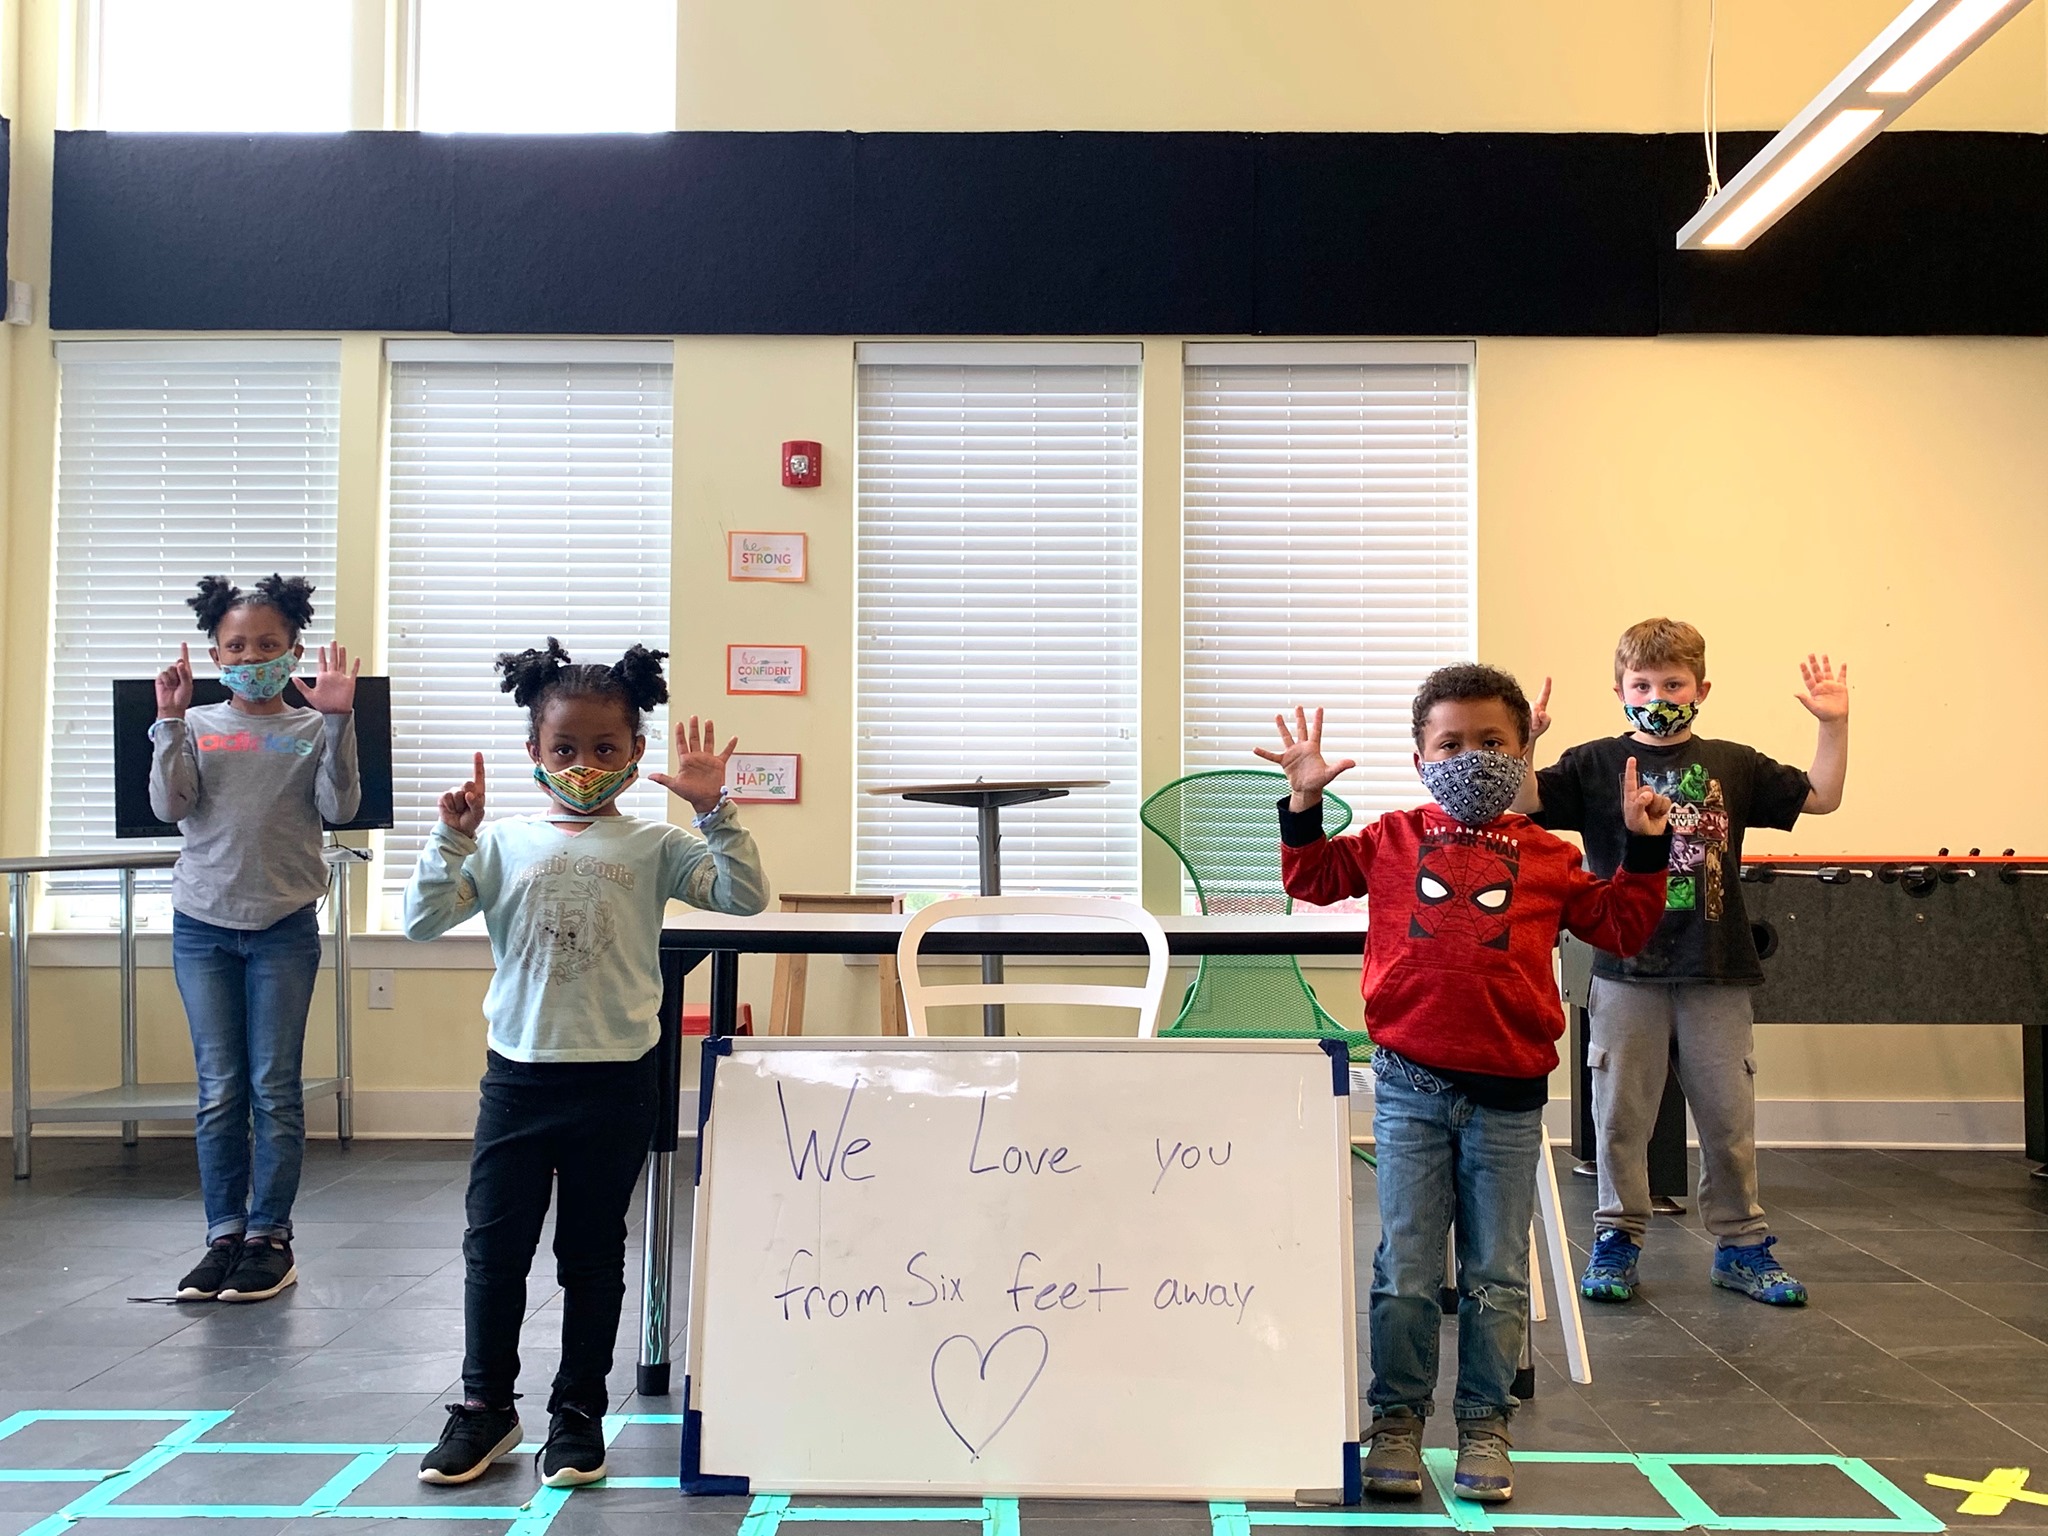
[218,652,298,701]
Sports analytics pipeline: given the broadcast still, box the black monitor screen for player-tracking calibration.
[112,678,395,837]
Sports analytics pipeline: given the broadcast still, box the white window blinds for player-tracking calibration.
[383,346,674,899]
[1183,343,1476,818]
[854,346,1143,898]
[49,343,342,891]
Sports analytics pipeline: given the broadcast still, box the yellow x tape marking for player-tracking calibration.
[1926,1466,2048,1516]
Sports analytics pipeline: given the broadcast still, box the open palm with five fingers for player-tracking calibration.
[1795,653,1849,723]
[299,643,360,716]
[155,644,194,719]
[1253,707,1358,811]
[649,716,736,816]
[439,753,487,837]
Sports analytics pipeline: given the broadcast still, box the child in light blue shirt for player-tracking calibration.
[403,639,766,1493]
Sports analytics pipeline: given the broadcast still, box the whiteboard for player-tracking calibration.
[681,1037,1359,1501]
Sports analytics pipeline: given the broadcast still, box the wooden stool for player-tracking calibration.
[768,893,907,1036]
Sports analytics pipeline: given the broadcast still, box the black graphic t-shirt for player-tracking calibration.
[1533,734,1810,984]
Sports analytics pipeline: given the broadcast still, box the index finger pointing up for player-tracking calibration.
[1624,755,1640,796]
[473,752,486,787]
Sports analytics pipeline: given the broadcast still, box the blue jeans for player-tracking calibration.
[1368,1051,1544,1422]
[171,906,322,1243]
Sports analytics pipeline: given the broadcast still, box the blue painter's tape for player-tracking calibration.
[694,1035,734,1185]
[1342,1439,1362,1505]
[677,1374,750,1498]
[1319,1037,1348,1097]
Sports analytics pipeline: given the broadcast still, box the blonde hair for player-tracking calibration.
[1614,618,1707,686]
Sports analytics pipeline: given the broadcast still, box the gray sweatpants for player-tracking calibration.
[1588,977,1769,1247]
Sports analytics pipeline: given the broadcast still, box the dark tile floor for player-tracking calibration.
[2,1137,2045,1533]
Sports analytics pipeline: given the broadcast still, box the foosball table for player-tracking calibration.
[1565,852,2048,1181]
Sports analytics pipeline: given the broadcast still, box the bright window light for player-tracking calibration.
[1869,0,2019,91]
[97,0,351,131]
[1702,108,1884,247]
[416,0,675,132]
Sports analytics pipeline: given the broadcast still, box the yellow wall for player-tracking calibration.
[2,0,2042,1129]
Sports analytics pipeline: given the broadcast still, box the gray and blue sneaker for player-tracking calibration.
[1711,1235,1807,1306]
[1453,1415,1514,1503]
[1579,1228,1641,1303]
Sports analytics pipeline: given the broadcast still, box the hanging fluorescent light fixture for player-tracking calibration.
[1677,0,2036,250]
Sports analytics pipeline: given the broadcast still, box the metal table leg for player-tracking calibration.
[119,869,139,1147]
[10,873,30,1180]
[332,858,354,1143]
[976,802,1004,1036]
[639,947,709,1396]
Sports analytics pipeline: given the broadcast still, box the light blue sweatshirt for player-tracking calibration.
[401,804,769,1062]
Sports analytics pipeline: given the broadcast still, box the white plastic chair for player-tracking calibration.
[896,896,1172,1038]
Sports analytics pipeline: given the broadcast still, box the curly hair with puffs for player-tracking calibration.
[186,574,317,638]
[495,637,670,743]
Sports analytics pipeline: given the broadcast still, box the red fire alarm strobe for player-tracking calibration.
[781,440,822,488]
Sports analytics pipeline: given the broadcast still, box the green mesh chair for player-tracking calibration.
[1140,770,1372,1060]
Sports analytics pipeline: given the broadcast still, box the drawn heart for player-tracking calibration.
[929,1325,1050,1460]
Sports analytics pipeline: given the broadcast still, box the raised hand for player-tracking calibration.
[155,644,194,719]
[1252,706,1357,809]
[649,716,737,816]
[1795,653,1849,723]
[439,752,487,836]
[299,643,360,716]
[1621,756,1672,837]
[1529,676,1553,746]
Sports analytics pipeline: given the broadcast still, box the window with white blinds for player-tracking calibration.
[383,344,674,902]
[48,343,342,896]
[1183,343,1476,826]
[854,345,1143,899]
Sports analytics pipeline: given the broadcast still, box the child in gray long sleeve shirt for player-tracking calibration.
[152,575,362,1308]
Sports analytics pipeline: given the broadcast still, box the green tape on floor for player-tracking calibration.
[0,1410,1945,1535]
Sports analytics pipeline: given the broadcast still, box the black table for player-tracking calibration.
[866,779,1111,1034]
[637,910,1370,1394]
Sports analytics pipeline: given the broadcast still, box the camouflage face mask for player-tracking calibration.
[1623,698,1701,737]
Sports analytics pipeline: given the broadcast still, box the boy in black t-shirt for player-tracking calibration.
[1518,619,1849,1307]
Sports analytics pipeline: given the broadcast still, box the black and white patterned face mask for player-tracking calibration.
[1417,749,1527,827]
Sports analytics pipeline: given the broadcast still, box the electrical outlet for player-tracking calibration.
[368,969,396,1010]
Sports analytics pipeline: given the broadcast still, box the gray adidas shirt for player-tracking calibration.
[148,701,361,931]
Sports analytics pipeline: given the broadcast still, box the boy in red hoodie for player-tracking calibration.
[1262,665,1670,1505]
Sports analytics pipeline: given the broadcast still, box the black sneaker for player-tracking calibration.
[217,1237,297,1302]
[537,1405,608,1488]
[418,1404,522,1485]
[175,1237,242,1300]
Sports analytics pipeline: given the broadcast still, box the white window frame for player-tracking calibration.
[379,338,676,921]
[853,342,1145,902]
[1181,341,1477,906]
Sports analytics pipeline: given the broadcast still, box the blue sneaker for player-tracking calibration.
[1579,1228,1641,1303]
[1711,1235,1808,1306]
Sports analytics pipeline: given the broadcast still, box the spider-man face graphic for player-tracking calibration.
[1409,827,1520,952]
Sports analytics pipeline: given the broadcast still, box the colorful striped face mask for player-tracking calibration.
[218,652,298,701]
[533,761,638,814]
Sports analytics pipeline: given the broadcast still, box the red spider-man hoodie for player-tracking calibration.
[1280,800,1670,1079]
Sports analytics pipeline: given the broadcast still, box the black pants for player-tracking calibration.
[461,1048,660,1415]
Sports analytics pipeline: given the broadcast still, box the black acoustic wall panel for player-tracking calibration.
[47,128,2048,337]
[448,133,853,333]
[1255,134,1663,337]
[848,133,1257,335]
[52,133,454,332]
[1659,130,2048,335]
